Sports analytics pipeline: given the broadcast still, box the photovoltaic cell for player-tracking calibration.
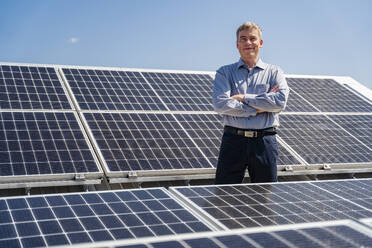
[0,111,99,177]
[286,78,372,112]
[329,115,372,150]
[0,189,212,247]
[61,68,166,111]
[73,221,372,248]
[278,114,372,164]
[0,65,72,110]
[141,72,214,111]
[174,113,301,167]
[170,180,372,229]
[83,112,212,173]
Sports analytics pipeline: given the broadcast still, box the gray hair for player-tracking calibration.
[236,22,262,40]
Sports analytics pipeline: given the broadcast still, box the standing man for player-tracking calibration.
[213,22,289,184]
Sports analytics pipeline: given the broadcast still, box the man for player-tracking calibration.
[213,22,289,184]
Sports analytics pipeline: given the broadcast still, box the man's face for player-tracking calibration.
[236,28,263,63]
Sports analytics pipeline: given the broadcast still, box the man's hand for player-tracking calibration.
[269,85,280,93]
[231,94,245,102]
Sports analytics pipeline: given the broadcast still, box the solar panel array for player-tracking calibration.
[0,63,103,186]
[0,188,213,247]
[77,220,372,248]
[1,62,372,184]
[170,179,372,229]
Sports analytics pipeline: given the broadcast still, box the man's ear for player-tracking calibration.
[260,39,263,48]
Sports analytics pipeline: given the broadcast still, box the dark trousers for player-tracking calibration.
[215,131,278,184]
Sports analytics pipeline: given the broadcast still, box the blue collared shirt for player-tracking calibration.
[212,58,289,129]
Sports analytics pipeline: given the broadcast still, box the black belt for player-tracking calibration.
[224,126,277,138]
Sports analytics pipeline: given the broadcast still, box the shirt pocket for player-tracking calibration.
[255,84,268,94]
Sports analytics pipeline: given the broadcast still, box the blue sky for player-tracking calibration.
[1,0,371,89]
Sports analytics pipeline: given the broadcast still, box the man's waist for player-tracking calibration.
[224,125,277,138]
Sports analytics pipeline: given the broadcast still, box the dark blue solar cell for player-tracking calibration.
[173,210,198,222]
[119,214,143,227]
[21,236,45,248]
[0,224,17,239]
[46,196,67,206]
[80,217,104,230]
[7,198,28,209]
[169,223,193,234]
[99,215,124,228]
[217,235,252,247]
[11,209,34,222]
[90,230,114,242]
[68,232,92,244]
[53,206,75,218]
[0,211,12,223]
[72,205,94,217]
[110,228,134,240]
[16,222,40,236]
[82,193,103,204]
[45,234,69,246]
[143,200,166,211]
[130,226,154,238]
[90,203,114,215]
[187,222,211,232]
[116,245,147,248]
[147,189,170,199]
[132,190,154,200]
[155,211,179,223]
[32,207,54,220]
[0,200,8,211]
[109,202,131,214]
[151,224,174,236]
[59,218,84,232]
[39,220,63,234]
[0,239,21,248]
[137,212,162,225]
[126,201,149,212]
[160,199,182,210]
[185,238,220,248]
[99,192,121,202]
[152,241,185,248]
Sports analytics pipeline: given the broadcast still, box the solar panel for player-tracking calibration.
[174,113,301,167]
[0,111,100,179]
[0,65,72,110]
[83,112,213,175]
[329,115,372,149]
[310,179,372,210]
[170,180,372,229]
[278,114,372,164]
[141,72,214,111]
[65,220,372,248]
[286,78,372,112]
[0,188,213,247]
[61,68,166,111]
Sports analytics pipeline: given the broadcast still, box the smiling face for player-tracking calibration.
[236,27,263,67]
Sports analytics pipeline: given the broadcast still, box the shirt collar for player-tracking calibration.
[237,58,267,70]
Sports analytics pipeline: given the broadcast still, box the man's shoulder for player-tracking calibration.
[216,61,240,73]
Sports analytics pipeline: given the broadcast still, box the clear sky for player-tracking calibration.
[1,0,371,89]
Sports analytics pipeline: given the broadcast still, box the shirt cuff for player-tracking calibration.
[244,94,256,105]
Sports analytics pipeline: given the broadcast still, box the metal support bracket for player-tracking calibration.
[74,174,86,181]
[284,165,293,172]
[322,164,331,170]
[127,172,138,179]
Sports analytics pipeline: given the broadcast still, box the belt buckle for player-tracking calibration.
[244,131,257,138]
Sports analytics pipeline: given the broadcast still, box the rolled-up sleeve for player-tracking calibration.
[213,67,257,117]
[243,67,289,112]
